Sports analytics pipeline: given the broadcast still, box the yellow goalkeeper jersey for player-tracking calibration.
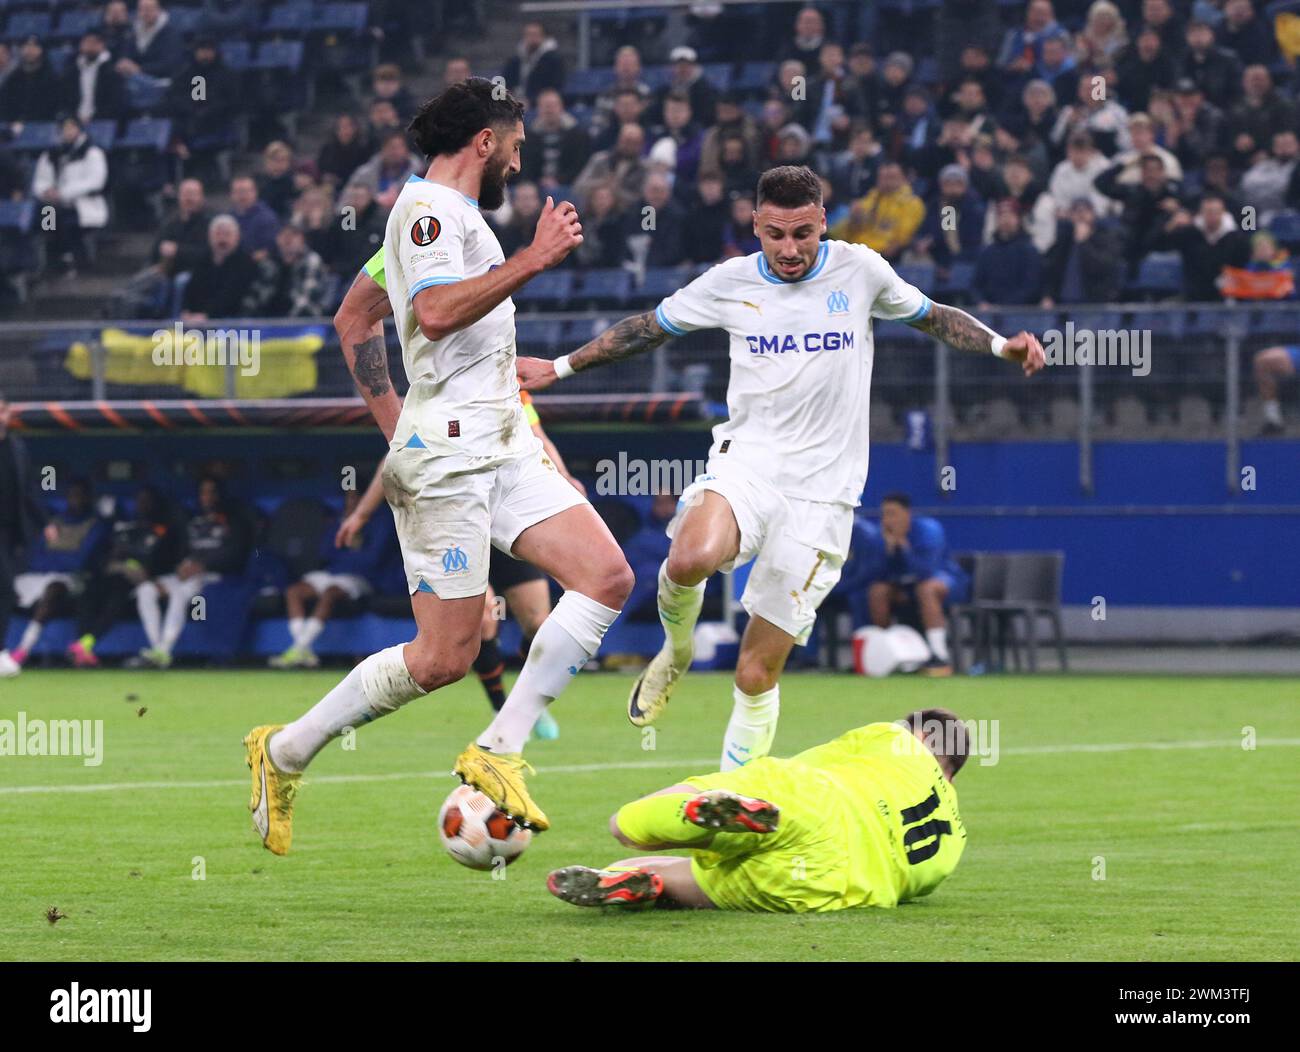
[685,721,967,912]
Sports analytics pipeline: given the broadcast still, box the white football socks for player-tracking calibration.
[297,617,326,649]
[477,591,620,755]
[270,644,425,772]
[1263,399,1283,426]
[926,626,950,663]
[720,684,780,771]
[160,577,204,654]
[658,560,706,665]
[135,581,163,649]
[18,619,40,653]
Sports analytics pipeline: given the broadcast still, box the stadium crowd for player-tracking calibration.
[2,0,1300,317]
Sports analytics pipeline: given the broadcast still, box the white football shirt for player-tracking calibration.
[655,239,930,507]
[384,175,535,459]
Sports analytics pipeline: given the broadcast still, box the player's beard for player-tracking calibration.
[478,149,511,211]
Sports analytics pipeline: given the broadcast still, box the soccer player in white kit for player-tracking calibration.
[244,80,633,852]
[518,165,1045,771]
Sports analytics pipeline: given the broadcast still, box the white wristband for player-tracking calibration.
[552,354,575,379]
[990,335,1009,359]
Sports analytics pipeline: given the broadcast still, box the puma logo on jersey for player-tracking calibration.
[741,300,763,314]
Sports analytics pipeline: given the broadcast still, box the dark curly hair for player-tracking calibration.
[407,78,525,159]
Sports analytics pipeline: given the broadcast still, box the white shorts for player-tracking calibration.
[669,457,853,645]
[383,442,586,600]
[14,572,79,609]
[301,571,371,600]
[155,571,218,596]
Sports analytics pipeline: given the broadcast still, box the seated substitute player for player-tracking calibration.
[867,491,970,675]
[132,475,251,668]
[547,707,968,912]
[519,164,1044,771]
[269,487,395,669]
[9,478,106,667]
[245,79,632,853]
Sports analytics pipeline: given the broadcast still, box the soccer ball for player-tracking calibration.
[437,784,533,871]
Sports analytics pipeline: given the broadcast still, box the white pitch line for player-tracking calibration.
[0,739,1297,796]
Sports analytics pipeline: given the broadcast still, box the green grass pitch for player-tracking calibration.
[1,669,1296,962]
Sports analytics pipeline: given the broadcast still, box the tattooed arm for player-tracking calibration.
[908,302,1046,376]
[335,270,402,441]
[516,311,671,390]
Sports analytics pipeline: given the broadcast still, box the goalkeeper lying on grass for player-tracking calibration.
[547,708,969,913]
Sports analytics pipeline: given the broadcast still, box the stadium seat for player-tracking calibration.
[642,64,673,91]
[563,68,615,99]
[577,268,631,306]
[1268,211,1300,247]
[735,61,776,93]
[641,265,694,299]
[9,122,59,153]
[0,199,35,235]
[86,120,118,151]
[221,41,254,71]
[935,261,974,299]
[702,63,733,91]
[315,3,368,34]
[1130,252,1183,297]
[125,74,170,113]
[114,118,172,152]
[256,40,305,72]
[263,4,315,35]
[976,552,1067,672]
[512,270,573,307]
[3,12,51,40]
[53,9,100,40]
[515,318,565,350]
[894,263,934,293]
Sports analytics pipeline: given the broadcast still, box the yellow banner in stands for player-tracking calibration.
[65,325,324,398]
[1277,13,1300,63]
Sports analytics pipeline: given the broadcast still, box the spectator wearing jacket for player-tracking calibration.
[33,115,109,273]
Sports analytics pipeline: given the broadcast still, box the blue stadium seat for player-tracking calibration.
[4,12,51,40]
[578,268,631,304]
[513,270,573,306]
[702,63,733,91]
[126,74,170,112]
[86,119,117,150]
[114,117,172,152]
[1131,252,1184,296]
[735,61,776,93]
[9,121,58,152]
[1268,211,1300,247]
[315,3,368,33]
[564,68,615,98]
[0,198,35,234]
[256,40,305,72]
[263,4,315,35]
[515,318,564,350]
[641,265,694,300]
[642,64,673,91]
[221,41,253,71]
[53,9,100,40]
[895,263,934,293]
[936,261,974,298]
[167,7,204,38]
[45,44,74,75]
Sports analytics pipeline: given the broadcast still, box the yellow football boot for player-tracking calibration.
[243,724,302,855]
[452,744,549,831]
